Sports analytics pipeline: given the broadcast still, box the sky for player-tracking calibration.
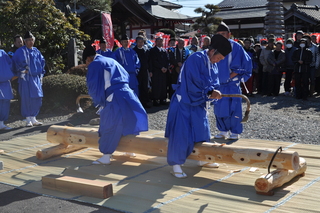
[168,0,223,17]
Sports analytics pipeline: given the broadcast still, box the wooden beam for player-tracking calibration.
[36,144,87,160]
[42,174,113,199]
[254,157,307,195]
[46,125,300,170]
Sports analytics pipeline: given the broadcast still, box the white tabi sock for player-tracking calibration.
[92,154,111,165]
[30,117,43,126]
[26,117,33,127]
[172,164,187,178]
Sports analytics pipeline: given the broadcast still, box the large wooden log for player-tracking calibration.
[42,174,113,199]
[46,125,300,170]
[36,144,87,160]
[254,157,307,195]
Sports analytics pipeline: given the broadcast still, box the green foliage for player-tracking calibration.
[67,64,87,76]
[77,0,111,12]
[0,0,90,74]
[158,28,176,38]
[192,4,222,36]
[42,74,88,111]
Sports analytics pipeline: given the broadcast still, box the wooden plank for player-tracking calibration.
[254,157,307,195]
[36,144,86,160]
[46,125,300,170]
[42,174,113,199]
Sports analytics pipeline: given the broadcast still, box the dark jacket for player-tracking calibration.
[292,47,313,73]
[168,46,190,73]
[267,49,286,74]
[285,46,297,69]
[149,46,169,74]
[133,46,149,72]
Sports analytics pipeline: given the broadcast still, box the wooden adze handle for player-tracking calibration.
[221,94,251,123]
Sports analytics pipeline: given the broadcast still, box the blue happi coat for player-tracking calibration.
[96,49,113,58]
[86,55,148,154]
[214,39,252,134]
[165,50,220,165]
[112,47,140,95]
[12,46,45,117]
[0,50,14,121]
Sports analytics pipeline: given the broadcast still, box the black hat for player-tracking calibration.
[120,34,129,41]
[24,31,34,39]
[82,45,96,63]
[99,38,106,44]
[296,30,304,35]
[216,22,230,32]
[210,34,232,57]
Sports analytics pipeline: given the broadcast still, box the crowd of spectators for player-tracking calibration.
[237,31,320,100]
[93,29,320,107]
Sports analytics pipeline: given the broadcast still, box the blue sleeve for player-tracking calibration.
[86,61,106,107]
[180,53,219,106]
[111,49,119,62]
[12,47,28,75]
[230,42,252,82]
[185,48,191,58]
[0,50,13,82]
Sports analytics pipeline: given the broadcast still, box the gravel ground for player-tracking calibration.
[2,85,320,144]
[148,92,320,145]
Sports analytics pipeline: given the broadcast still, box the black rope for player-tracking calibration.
[265,146,283,179]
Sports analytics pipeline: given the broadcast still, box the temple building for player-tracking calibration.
[55,0,193,40]
[215,0,320,39]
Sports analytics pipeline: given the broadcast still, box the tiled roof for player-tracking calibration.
[138,0,182,9]
[218,0,268,9]
[215,7,268,20]
[293,4,320,22]
[144,4,192,20]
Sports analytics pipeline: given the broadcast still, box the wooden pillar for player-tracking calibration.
[45,125,300,170]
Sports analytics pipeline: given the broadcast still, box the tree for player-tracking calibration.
[158,28,176,38]
[192,4,222,36]
[77,0,111,12]
[0,0,90,74]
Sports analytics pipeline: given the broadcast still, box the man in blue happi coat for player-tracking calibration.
[0,50,14,130]
[83,45,148,165]
[165,34,232,178]
[214,22,252,140]
[112,34,140,95]
[12,31,45,127]
[96,38,112,58]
